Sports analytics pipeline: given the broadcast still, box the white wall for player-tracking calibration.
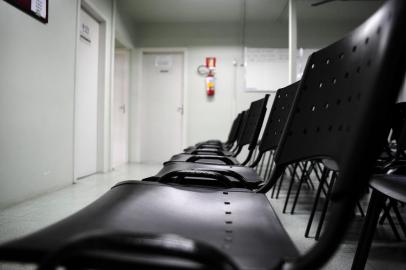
[0,0,78,208]
[0,0,136,209]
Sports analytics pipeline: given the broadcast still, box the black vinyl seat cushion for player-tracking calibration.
[152,162,262,188]
[0,181,298,270]
[370,174,406,203]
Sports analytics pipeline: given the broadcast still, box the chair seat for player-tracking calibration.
[155,162,262,187]
[0,181,298,270]
[169,153,239,164]
[370,174,406,203]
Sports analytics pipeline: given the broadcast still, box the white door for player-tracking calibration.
[112,49,130,168]
[74,9,99,179]
[140,52,184,163]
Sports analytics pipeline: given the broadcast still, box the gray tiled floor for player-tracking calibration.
[0,163,405,269]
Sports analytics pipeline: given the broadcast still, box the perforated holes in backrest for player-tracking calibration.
[259,81,299,153]
[275,0,406,174]
[239,95,270,149]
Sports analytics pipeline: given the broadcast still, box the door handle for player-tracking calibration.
[177,106,184,115]
[120,104,126,114]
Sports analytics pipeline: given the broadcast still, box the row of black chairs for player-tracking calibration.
[0,1,405,269]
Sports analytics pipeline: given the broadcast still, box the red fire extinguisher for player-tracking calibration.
[205,57,216,96]
[206,70,215,96]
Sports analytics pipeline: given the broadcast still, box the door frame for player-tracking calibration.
[135,48,188,162]
[73,0,116,182]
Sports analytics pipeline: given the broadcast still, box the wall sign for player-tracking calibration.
[3,0,49,23]
[155,55,173,73]
[80,22,91,44]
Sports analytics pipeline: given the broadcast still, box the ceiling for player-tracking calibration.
[117,0,384,24]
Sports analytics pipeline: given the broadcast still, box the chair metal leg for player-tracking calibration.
[271,165,283,199]
[275,163,294,199]
[258,153,266,175]
[391,200,406,238]
[315,173,336,240]
[253,147,258,171]
[264,151,275,181]
[283,174,296,213]
[385,207,402,241]
[262,152,272,178]
[291,162,314,214]
[314,162,324,180]
[379,201,390,225]
[270,177,277,198]
[356,201,365,217]
[290,172,306,214]
[377,200,401,240]
[307,176,315,190]
[351,190,386,270]
[277,163,296,199]
[305,167,329,238]
[285,161,309,213]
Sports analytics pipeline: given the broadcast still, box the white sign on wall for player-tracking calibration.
[155,55,173,72]
[80,23,91,44]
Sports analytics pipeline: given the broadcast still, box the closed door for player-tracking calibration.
[74,9,99,179]
[112,49,130,168]
[140,53,184,163]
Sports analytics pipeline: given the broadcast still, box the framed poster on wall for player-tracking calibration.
[3,0,48,23]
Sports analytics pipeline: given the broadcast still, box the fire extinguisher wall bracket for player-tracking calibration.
[197,65,209,76]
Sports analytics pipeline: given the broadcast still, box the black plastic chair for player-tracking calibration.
[0,1,405,269]
[185,111,245,152]
[253,82,303,185]
[168,95,270,166]
[352,119,406,269]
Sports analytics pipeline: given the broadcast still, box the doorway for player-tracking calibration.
[112,48,130,168]
[74,8,100,179]
[139,52,185,163]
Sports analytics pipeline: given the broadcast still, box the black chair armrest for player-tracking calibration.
[196,145,222,150]
[191,149,225,155]
[159,169,233,187]
[186,155,234,165]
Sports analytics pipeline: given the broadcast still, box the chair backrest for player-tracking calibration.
[261,0,406,268]
[235,110,248,146]
[226,112,244,145]
[238,95,270,150]
[258,82,299,154]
